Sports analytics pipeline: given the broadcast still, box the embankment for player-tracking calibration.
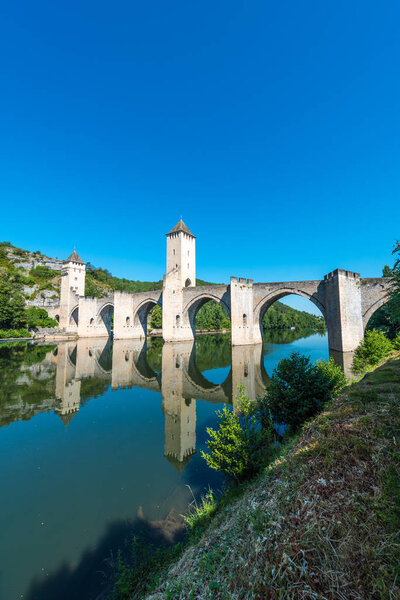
[144,355,400,599]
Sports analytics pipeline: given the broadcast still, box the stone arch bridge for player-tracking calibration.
[58,270,389,354]
[55,222,390,354]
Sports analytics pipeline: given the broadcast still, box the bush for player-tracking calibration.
[25,307,58,329]
[393,333,400,351]
[201,385,274,480]
[29,265,58,279]
[352,330,393,374]
[316,357,347,396]
[267,352,341,432]
[0,328,30,339]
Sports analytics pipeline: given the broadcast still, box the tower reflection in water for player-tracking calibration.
[49,337,269,471]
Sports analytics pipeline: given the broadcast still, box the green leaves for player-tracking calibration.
[267,352,344,432]
[352,330,394,374]
[0,272,26,329]
[201,385,274,480]
[25,307,58,329]
[262,301,325,331]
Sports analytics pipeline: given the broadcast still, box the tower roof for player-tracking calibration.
[166,219,195,238]
[56,411,77,426]
[164,452,194,472]
[65,250,85,264]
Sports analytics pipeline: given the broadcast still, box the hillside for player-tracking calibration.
[0,241,214,307]
[0,241,325,332]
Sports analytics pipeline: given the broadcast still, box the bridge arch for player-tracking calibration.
[363,296,391,331]
[69,306,79,327]
[254,288,326,340]
[133,298,160,337]
[93,342,113,374]
[182,292,231,337]
[96,302,114,336]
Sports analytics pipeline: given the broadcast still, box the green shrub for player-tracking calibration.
[29,265,58,279]
[352,330,393,374]
[316,357,347,396]
[25,307,58,329]
[267,352,340,432]
[393,333,400,350]
[0,328,30,339]
[0,274,26,329]
[201,386,274,480]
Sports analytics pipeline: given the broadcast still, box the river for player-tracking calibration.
[0,330,328,600]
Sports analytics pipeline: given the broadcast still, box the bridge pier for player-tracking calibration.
[230,277,257,346]
[324,269,364,353]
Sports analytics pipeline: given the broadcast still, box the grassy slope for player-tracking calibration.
[146,355,400,600]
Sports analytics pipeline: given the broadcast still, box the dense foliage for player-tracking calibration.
[148,305,162,329]
[262,303,325,330]
[352,329,394,373]
[0,269,57,335]
[29,265,58,279]
[0,343,56,420]
[394,333,400,350]
[25,307,58,329]
[85,262,215,297]
[367,242,400,338]
[201,385,275,480]
[0,328,30,339]
[0,272,26,329]
[202,354,346,481]
[267,353,346,432]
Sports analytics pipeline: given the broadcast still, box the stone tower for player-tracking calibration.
[163,220,196,341]
[59,250,86,331]
[54,342,81,425]
[161,343,196,471]
[166,219,196,288]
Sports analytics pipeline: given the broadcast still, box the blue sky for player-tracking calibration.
[1,1,399,314]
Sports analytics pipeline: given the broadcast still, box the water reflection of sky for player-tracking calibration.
[0,331,328,600]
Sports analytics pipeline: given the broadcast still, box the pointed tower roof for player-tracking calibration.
[56,411,77,426]
[65,250,85,264]
[166,219,195,238]
[164,452,195,473]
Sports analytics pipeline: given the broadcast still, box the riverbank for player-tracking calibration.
[138,353,400,599]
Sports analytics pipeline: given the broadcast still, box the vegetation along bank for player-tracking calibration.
[111,334,400,599]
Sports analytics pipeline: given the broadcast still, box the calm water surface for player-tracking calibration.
[0,330,328,600]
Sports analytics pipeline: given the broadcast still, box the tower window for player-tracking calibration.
[126,316,130,326]
[243,314,247,326]
[176,314,180,326]
[187,263,189,269]
[173,249,175,255]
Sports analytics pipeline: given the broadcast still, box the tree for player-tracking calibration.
[387,241,400,335]
[0,273,26,329]
[383,265,393,277]
[149,305,162,329]
[267,353,340,431]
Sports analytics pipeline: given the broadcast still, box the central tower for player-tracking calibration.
[166,218,196,287]
[163,219,196,342]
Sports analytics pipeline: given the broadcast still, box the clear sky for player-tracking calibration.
[1,1,399,314]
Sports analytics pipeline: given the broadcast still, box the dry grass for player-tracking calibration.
[146,356,400,600]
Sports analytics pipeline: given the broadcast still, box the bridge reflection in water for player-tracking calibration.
[51,337,269,470]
